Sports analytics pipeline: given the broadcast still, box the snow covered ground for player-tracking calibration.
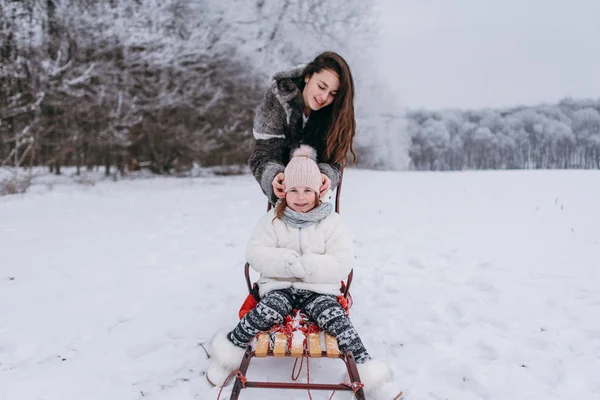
[1,169,599,400]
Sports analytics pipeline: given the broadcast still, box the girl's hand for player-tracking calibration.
[285,258,306,279]
[272,173,286,199]
[319,174,331,199]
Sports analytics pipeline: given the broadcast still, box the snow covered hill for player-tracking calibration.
[1,169,598,400]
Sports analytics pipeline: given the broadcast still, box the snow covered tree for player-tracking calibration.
[571,108,600,168]
[406,99,599,171]
[1,0,405,175]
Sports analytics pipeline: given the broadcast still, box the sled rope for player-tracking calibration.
[280,311,362,400]
[291,335,315,399]
[342,381,365,392]
[291,317,319,381]
[216,370,247,400]
[251,309,364,400]
[327,381,365,399]
[305,342,313,400]
[291,352,304,381]
[268,316,294,349]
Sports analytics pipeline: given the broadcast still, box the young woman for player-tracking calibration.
[208,146,400,399]
[249,51,357,204]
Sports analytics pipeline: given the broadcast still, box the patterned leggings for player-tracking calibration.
[227,287,371,364]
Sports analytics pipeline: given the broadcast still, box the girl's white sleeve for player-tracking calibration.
[246,213,300,279]
[301,214,354,284]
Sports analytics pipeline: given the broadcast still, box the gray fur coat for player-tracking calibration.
[248,67,341,204]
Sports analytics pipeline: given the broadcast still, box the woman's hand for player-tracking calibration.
[319,174,331,198]
[272,173,286,199]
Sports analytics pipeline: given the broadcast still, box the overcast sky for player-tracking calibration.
[375,0,600,110]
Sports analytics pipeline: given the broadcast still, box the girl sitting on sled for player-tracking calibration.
[207,146,399,399]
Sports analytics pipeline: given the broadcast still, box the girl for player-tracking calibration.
[249,51,357,204]
[208,146,399,399]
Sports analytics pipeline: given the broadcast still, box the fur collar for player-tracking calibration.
[270,66,305,104]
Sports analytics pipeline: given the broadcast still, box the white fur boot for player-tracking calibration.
[206,332,246,387]
[357,359,403,399]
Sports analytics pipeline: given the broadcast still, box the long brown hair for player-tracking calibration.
[302,51,357,166]
[273,199,288,220]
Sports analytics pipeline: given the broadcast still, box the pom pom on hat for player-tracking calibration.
[283,145,321,194]
[291,145,317,161]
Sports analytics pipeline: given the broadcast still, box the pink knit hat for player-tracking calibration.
[283,145,322,194]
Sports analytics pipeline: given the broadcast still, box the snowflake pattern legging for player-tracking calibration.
[227,287,371,364]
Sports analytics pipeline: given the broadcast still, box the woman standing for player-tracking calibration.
[249,51,357,204]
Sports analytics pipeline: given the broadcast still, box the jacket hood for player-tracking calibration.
[270,66,306,104]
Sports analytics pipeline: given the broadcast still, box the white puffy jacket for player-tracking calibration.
[246,209,354,298]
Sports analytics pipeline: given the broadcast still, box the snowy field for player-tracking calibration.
[1,169,599,400]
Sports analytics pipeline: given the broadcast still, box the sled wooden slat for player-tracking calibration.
[273,333,288,357]
[324,333,340,358]
[290,336,304,358]
[307,333,322,358]
[255,333,269,358]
